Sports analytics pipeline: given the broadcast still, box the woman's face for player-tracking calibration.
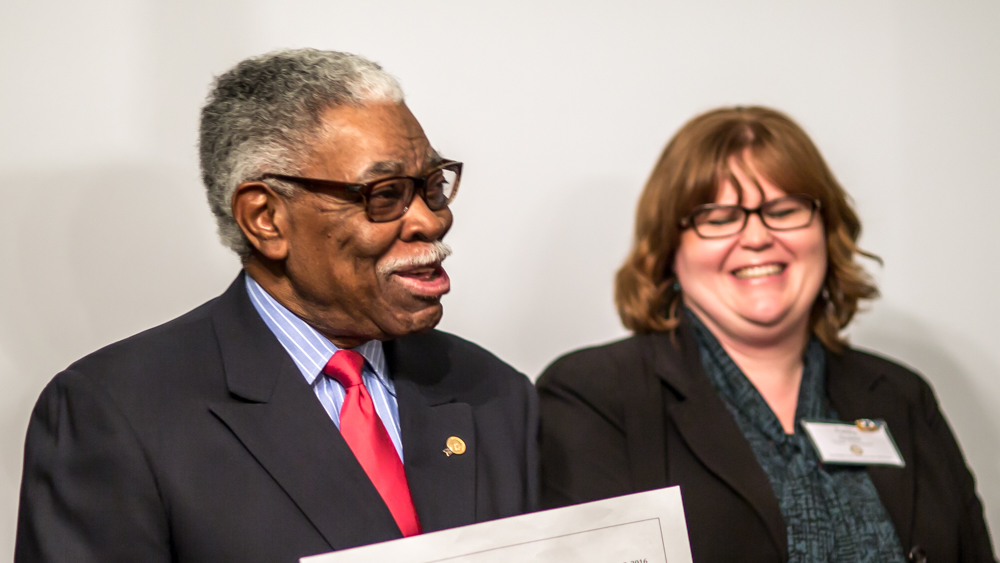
[673,159,827,347]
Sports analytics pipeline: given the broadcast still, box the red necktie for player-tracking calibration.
[323,349,422,537]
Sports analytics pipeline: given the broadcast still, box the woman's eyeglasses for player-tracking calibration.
[679,195,822,239]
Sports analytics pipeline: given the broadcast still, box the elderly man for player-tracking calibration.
[16,49,537,562]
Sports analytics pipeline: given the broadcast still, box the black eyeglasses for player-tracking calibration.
[260,160,463,223]
[679,195,822,239]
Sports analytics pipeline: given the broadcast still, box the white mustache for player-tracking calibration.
[377,241,452,277]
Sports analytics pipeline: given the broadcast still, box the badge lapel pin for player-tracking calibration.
[443,436,466,457]
[855,418,880,431]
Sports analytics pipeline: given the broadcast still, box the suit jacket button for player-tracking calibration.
[908,546,927,563]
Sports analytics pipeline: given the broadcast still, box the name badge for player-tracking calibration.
[801,419,905,467]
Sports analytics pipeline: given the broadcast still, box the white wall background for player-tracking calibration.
[2,0,998,558]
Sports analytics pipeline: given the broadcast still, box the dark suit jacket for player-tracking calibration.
[538,324,995,563]
[16,274,538,562]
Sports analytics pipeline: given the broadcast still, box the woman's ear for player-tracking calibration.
[231,181,290,261]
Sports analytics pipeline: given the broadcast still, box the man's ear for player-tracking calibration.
[232,181,290,261]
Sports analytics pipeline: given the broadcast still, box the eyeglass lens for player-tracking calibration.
[691,196,817,238]
[367,166,460,222]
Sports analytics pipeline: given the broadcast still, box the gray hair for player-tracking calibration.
[199,48,404,258]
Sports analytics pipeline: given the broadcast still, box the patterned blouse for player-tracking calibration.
[686,310,905,563]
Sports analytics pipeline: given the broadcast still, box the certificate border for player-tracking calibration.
[420,517,669,563]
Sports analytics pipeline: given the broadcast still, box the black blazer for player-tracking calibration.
[16,274,538,562]
[538,324,995,563]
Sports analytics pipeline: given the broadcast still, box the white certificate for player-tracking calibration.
[301,486,693,563]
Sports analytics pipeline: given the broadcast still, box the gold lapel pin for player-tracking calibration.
[855,419,879,432]
[443,436,466,457]
[850,444,864,455]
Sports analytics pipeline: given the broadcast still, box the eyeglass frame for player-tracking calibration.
[257,159,463,223]
[678,194,823,239]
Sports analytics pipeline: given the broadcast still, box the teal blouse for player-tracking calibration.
[686,310,905,563]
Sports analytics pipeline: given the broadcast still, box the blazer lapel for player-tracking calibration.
[207,274,401,551]
[384,336,477,533]
[644,329,788,562]
[826,350,915,551]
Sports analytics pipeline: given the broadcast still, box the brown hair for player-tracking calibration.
[614,106,879,351]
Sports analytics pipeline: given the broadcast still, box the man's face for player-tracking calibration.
[278,102,453,342]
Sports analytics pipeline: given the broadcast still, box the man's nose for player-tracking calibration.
[399,192,451,241]
[739,211,774,249]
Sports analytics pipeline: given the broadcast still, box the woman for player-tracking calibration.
[537,106,995,563]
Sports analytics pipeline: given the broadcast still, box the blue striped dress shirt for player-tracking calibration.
[245,275,404,461]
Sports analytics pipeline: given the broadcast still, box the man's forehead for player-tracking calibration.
[317,102,422,140]
[306,103,438,180]
[358,148,442,180]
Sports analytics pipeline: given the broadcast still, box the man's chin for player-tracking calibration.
[379,302,444,339]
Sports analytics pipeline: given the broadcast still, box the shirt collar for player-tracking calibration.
[244,274,394,394]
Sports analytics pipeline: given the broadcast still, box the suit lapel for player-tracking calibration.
[385,336,477,533]
[208,274,401,551]
[826,351,915,551]
[644,329,788,561]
